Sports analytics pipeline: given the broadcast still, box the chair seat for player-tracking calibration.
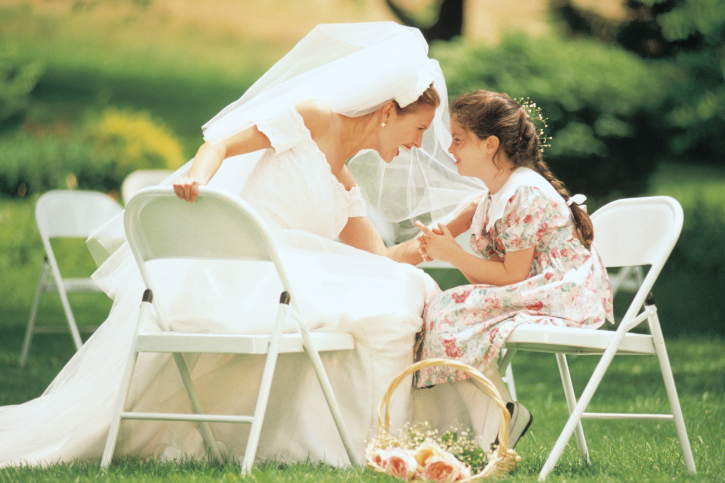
[505,324,656,356]
[136,330,355,355]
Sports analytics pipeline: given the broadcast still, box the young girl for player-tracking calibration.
[414,90,613,449]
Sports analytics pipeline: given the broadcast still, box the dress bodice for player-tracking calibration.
[240,107,366,240]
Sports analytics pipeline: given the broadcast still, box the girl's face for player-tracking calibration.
[448,118,487,177]
[377,107,436,163]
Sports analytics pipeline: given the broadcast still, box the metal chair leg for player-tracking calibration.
[556,353,590,465]
[648,310,696,474]
[20,261,48,368]
[173,353,224,463]
[241,295,289,474]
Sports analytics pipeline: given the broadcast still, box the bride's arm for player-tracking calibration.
[338,217,424,265]
[174,126,272,202]
[336,164,425,264]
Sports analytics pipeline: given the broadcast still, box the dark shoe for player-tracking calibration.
[506,401,532,449]
[493,401,533,450]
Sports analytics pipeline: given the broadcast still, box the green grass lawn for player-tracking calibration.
[1,194,722,481]
[1,169,724,481]
[1,318,723,481]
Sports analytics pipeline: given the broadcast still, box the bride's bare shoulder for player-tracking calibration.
[295,100,334,137]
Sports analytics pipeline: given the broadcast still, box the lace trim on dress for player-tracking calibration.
[254,106,312,154]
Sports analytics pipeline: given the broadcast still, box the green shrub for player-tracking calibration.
[0,49,43,131]
[648,0,725,164]
[0,131,78,197]
[650,163,725,274]
[0,107,185,197]
[83,107,185,183]
[654,189,725,336]
[432,32,672,197]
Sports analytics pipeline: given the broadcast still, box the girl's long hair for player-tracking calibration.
[450,90,593,249]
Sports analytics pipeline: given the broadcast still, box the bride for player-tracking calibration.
[0,22,484,467]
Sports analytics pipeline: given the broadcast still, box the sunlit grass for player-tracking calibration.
[1,324,722,481]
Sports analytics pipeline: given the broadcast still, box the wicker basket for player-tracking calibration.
[366,358,520,481]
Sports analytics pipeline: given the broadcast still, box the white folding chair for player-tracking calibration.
[101,186,360,472]
[417,229,519,401]
[608,265,645,296]
[121,169,173,205]
[499,196,696,480]
[21,190,123,367]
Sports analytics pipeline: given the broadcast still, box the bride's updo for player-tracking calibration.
[394,84,440,114]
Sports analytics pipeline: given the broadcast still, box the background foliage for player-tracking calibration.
[432,32,672,198]
[0,0,723,336]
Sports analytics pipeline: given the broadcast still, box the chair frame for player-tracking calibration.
[101,186,360,472]
[498,196,696,480]
[21,190,123,367]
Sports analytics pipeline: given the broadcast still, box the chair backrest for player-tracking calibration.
[121,169,174,205]
[124,186,293,329]
[36,190,124,240]
[591,196,683,270]
[591,196,683,325]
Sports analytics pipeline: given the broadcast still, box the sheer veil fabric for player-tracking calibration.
[0,22,485,468]
[88,21,483,261]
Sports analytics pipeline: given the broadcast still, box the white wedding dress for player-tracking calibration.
[0,105,454,467]
[1,21,496,468]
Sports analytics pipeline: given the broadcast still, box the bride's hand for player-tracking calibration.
[173,176,204,202]
[418,224,443,262]
[417,234,433,262]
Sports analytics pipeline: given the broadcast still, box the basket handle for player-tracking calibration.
[376,358,512,452]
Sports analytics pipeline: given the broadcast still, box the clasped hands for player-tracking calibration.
[415,220,459,264]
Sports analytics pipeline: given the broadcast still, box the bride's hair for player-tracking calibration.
[450,90,594,250]
[394,84,440,114]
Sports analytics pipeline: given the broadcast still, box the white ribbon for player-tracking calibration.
[566,194,587,213]
[566,194,587,207]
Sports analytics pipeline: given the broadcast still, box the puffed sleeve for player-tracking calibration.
[253,106,312,154]
[497,186,557,252]
[346,186,367,218]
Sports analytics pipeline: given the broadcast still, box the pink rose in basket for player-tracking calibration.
[422,454,465,482]
[368,448,388,471]
[384,447,419,480]
[413,440,446,468]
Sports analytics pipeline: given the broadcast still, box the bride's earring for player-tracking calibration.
[381,121,386,127]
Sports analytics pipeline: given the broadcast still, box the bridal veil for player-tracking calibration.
[88,21,482,262]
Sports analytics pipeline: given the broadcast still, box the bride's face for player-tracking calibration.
[377,107,436,163]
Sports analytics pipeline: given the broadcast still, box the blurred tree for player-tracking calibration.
[551,0,725,165]
[384,0,463,41]
[434,33,669,198]
[0,50,43,133]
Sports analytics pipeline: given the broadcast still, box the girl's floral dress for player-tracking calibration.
[415,167,613,387]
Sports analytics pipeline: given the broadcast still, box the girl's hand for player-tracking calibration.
[415,221,461,264]
[173,176,204,202]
